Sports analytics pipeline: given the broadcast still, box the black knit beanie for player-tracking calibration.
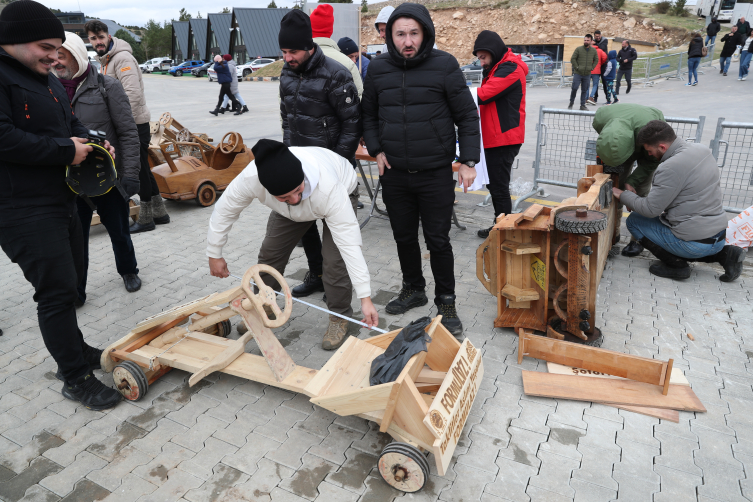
[252,139,305,197]
[337,37,359,56]
[278,10,313,51]
[0,0,66,45]
[473,30,507,63]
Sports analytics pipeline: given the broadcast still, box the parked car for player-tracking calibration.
[158,59,174,72]
[169,60,205,76]
[237,58,275,77]
[192,62,213,78]
[461,55,540,82]
[208,65,242,82]
[144,58,171,73]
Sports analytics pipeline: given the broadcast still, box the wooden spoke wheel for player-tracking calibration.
[112,361,149,401]
[196,183,217,207]
[555,209,607,234]
[548,318,603,347]
[219,132,242,154]
[159,112,172,126]
[378,443,430,493]
[177,128,192,143]
[240,264,292,328]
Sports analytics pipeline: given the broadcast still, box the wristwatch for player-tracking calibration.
[463,161,476,168]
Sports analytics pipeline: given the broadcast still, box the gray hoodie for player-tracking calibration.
[621,138,728,241]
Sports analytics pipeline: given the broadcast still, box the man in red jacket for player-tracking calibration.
[473,31,528,238]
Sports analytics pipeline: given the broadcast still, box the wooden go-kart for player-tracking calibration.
[477,166,618,346]
[101,265,483,492]
[150,130,252,207]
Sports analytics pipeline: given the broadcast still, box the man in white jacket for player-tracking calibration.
[207,139,378,350]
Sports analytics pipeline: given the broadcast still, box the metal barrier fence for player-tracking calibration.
[711,118,753,213]
[511,105,706,211]
[462,69,483,86]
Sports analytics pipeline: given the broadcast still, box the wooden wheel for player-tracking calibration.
[177,128,191,143]
[240,264,292,328]
[219,132,242,154]
[159,112,172,126]
[548,318,603,347]
[112,361,148,401]
[378,443,429,493]
[216,319,232,337]
[196,183,217,207]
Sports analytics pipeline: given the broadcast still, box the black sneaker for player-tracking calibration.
[123,273,142,293]
[435,294,463,337]
[385,284,428,315]
[292,271,325,298]
[55,345,103,381]
[61,372,122,411]
[621,241,644,257]
[720,245,746,282]
[648,261,691,280]
[477,226,493,238]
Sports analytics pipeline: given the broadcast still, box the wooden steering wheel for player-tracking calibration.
[159,112,172,126]
[219,132,241,154]
[240,264,292,328]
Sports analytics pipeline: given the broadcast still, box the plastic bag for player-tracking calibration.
[369,317,432,386]
[726,206,753,249]
[509,177,533,197]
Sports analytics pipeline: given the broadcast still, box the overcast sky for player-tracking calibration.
[40,0,302,27]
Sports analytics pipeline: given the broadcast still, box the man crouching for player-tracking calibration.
[613,120,746,281]
[207,139,378,349]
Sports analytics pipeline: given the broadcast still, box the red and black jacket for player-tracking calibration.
[477,49,528,149]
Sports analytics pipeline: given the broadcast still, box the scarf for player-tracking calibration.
[59,63,90,101]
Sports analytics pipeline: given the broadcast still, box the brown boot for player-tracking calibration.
[322,315,349,350]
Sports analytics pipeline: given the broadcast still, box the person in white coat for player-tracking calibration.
[207,139,378,350]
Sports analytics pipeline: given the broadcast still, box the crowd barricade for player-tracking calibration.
[463,69,483,86]
[710,118,753,214]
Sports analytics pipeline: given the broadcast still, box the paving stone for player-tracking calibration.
[86,422,147,462]
[212,408,271,448]
[546,400,587,431]
[313,481,358,502]
[570,444,619,491]
[528,450,580,499]
[42,427,106,467]
[438,461,496,502]
[308,424,365,465]
[539,421,585,461]
[616,411,659,447]
[278,453,337,501]
[613,438,659,484]
[358,475,402,502]
[525,485,573,502]
[296,407,338,439]
[0,431,65,474]
[653,464,703,502]
[135,467,203,502]
[44,407,104,441]
[86,446,152,491]
[40,450,108,496]
[221,432,282,476]
[570,478,616,502]
[182,463,249,502]
[245,387,295,419]
[178,436,238,480]
[266,429,323,471]
[0,457,63,502]
[131,442,196,486]
[510,399,553,436]
[2,409,64,446]
[204,390,258,423]
[610,471,659,502]
[582,403,624,424]
[269,487,308,501]
[695,456,748,502]
[577,414,622,454]
[16,484,59,502]
[324,448,376,494]
[0,394,29,416]
[484,456,538,502]
[692,425,743,468]
[497,427,547,469]
[256,405,310,443]
[164,395,220,428]
[170,414,227,453]
[58,478,109,502]
[653,431,701,476]
[126,396,183,432]
[129,418,188,457]
[349,423,392,457]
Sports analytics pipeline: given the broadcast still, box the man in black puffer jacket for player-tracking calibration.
[362,2,480,337]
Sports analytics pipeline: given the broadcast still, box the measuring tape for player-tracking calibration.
[228,273,388,334]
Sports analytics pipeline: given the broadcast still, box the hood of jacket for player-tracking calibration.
[385,3,435,68]
[593,103,664,166]
[473,29,507,72]
[608,50,617,61]
[97,36,133,65]
[375,6,395,31]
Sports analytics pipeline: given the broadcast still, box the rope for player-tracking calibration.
[148,326,191,371]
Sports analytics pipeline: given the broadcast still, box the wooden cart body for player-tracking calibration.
[102,285,482,477]
[476,169,618,336]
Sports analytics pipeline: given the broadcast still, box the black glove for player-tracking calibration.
[121,177,140,197]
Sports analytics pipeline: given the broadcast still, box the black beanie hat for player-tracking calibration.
[0,0,65,45]
[473,30,507,63]
[278,10,313,51]
[252,139,305,197]
[337,37,359,56]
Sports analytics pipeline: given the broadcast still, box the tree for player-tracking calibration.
[268,0,277,6]
[142,19,172,59]
[115,29,146,63]
[221,7,231,12]
[196,11,203,18]
[178,8,191,21]
[361,0,368,12]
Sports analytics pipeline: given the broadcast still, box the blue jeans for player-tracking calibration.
[222,92,246,107]
[588,74,601,98]
[626,213,725,260]
[705,35,716,46]
[687,57,700,83]
[740,52,752,78]
[720,56,732,73]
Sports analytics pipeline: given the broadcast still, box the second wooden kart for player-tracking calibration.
[101,265,483,492]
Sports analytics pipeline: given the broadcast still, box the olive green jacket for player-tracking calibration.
[570,45,598,76]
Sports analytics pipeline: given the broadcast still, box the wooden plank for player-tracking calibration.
[521,371,706,412]
[496,212,526,229]
[311,382,395,415]
[477,235,494,294]
[586,164,603,177]
[150,307,235,348]
[662,358,673,396]
[417,368,447,385]
[521,204,544,221]
[380,378,403,433]
[501,284,540,303]
[519,331,669,387]
[392,377,435,449]
[425,322,461,372]
[363,328,402,349]
[304,336,384,398]
[607,404,680,422]
[415,383,441,393]
[500,240,542,255]
[546,362,690,386]
[133,286,242,332]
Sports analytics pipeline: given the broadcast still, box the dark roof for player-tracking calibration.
[207,13,232,54]
[189,18,208,60]
[173,21,190,55]
[233,8,291,58]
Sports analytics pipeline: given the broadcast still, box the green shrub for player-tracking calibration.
[655,0,672,14]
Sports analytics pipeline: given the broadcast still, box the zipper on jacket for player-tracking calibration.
[402,70,407,163]
[292,74,303,140]
[23,90,29,119]
[323,118,331,147]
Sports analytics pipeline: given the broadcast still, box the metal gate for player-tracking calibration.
[711,118,753,213]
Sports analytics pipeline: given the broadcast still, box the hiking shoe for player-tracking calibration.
[55,345,103,381]
[61,371,122,411]
[322,315,349,350]
[723,72,727,76]
[648,261,691,280]
[436,294,463,337]
[720,245,746,282]
[385,284,428,315]
[567,103,573,110]
[579,105,588,111]
[123,273,142,293]
[292,271,324,298]
[477,226,493,238]
[621,241,644,257]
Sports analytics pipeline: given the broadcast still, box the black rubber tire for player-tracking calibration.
[243,69,251,77]
[555,211,608,235]
[599,179,613,209]
[217,320,232,338]
[548,318,604,347]
[602,162,627,174]
[112,360,149,401]
[175,70,183,76]
[378,442,429,493]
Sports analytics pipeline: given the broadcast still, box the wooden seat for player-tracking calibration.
[303,337,385,398]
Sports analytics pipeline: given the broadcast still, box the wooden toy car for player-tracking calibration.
[101,265,483,492]
[476,166,618,346]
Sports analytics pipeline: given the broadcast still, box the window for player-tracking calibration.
[211,32,218,48]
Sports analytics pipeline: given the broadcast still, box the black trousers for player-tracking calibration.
[485,144,522,220]
[0,215,90,382]
[76,190,139,303]
[616,68,632,94]
[217,83,239,110]
[380,167,456,299]
[136,122,160,202]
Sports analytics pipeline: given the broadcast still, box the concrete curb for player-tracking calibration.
[242,76,279,82]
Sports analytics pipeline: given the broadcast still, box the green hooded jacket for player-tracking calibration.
[592,103,665,188]
[570,45,598,76]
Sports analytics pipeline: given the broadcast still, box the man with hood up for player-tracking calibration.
[374,6,395,54]
[472,30,528,238]
[86,20,170,233]
[592,103,664,256]
[361,3,480,337]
